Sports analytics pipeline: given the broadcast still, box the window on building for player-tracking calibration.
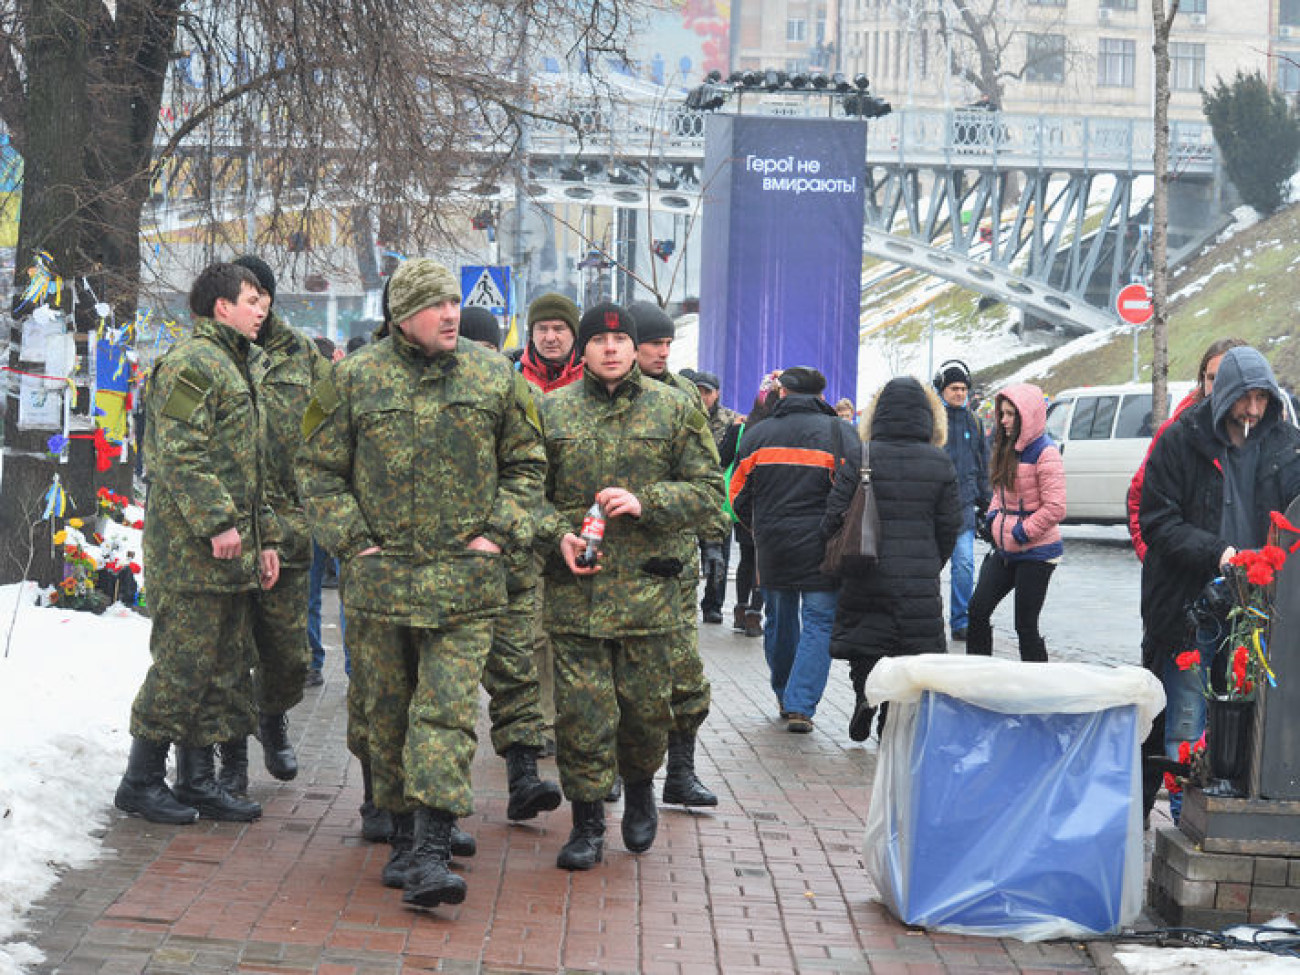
[1100,0,1137,9]
[787,18,806,42]
[1025,33,1066,83]
[1182,0,1207,13]
[1170,42,1205,91]
[1028,0,1066,6]
[1281,55,1300,92]
[816,11,827,44]
[1283,0,1300,25]
[1098,38,1135,87]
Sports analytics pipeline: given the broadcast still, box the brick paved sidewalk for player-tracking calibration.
[27,594,1144,974]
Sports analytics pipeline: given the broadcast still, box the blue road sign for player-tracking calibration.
[461,265,511,315]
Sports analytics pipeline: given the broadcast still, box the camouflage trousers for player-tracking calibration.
[251,565,310,715]
[131,587,257,746]
[347,614,491,817]
[551,632,672,802]
[532,573,556,730]
[671,579,711,737]
[480,585,547,755]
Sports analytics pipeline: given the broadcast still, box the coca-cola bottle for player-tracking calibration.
[576,502,606,568]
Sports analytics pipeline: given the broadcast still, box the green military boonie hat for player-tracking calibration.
[388,259,462,326]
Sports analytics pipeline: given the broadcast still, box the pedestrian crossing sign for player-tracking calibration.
[461,265,511,315]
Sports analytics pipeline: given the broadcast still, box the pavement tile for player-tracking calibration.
[19,588,1167,973]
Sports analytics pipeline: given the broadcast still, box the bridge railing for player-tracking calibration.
[521,101,1215,176]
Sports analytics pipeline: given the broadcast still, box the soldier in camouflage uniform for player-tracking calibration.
[627,302,728,810]
[297,259,545,910]
[205,255,327,795]
[114,263,280,826]
[538,302,724,871]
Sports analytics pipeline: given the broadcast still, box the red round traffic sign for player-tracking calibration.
[1116,283,1153,325]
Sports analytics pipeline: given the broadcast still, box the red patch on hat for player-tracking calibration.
[605,311,620,331]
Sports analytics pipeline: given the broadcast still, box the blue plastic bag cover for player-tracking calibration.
[866,691,1143,941]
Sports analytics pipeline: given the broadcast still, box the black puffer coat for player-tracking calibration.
[821,377,962,661]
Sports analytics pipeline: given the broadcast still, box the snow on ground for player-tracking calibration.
[995,325,1127,389]
[1115,945,1300,973]
[0,583,151,975]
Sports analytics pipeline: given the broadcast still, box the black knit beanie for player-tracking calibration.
[459,306,502,349]
[577,302,638,351]
[627,301,674,343]
[233,255,276,303]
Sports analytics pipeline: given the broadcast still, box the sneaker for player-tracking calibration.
[702,610,724,624]
[743,611,763,638]
[786,713,814,734]
[951,627,968,642]
[848,699,875,742]
[304,669,324,687]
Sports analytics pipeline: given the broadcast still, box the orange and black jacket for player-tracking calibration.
[729,394,860,591]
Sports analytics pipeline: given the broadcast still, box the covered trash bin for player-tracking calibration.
[863,655,1165,941]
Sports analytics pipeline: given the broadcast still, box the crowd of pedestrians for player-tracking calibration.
[111,251,1300,915]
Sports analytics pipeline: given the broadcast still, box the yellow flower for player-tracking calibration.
[52,530,67,545]
[68,518,84,528]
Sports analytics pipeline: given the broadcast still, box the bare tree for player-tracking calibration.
[0,0,644,583]
[1148,0,1180,427]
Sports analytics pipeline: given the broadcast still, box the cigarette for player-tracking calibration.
[1244,420,1252,439]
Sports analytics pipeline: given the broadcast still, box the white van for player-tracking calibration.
[1043,382,1195,524]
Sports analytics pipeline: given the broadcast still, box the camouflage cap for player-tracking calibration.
[388,259,461,325]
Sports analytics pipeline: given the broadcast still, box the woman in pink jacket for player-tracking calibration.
[966,383,1066,662]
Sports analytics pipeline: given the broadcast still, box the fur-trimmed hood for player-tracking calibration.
[858,376,948,447]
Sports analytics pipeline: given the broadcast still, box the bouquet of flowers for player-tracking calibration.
[49,528,110,614]
[96,486,132,524]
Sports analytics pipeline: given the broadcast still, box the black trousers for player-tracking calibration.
[965,551,1056,662]
[733,524,763,613]
[699,527,732,615]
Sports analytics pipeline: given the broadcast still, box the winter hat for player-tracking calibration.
[933,359,972,393]
[458,306,501,349]
[577,301,638,351]
[527,293,580,336]
[693,371,721,392]
[233,254,276,302]
[778,366,827,395]
[387,259,461,326]
[627,301,675,343]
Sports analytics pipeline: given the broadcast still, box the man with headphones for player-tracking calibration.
[934,361,991,642]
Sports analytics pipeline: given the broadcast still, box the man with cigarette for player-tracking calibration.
[1139,345,1300,822]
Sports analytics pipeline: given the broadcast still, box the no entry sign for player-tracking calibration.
[1116,283,1153,325]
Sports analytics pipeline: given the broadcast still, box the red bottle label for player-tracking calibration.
[580,515,605,541]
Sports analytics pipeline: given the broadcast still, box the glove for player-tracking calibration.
[976,509,996,546]
[1011,522,1029,545]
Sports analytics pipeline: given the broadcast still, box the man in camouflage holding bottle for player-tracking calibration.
[536,301,724,871]
[115,262,280,826]
[296,259,545,910]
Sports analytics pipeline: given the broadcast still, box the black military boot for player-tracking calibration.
[403,807,468,908]
[358,760,393,843]
[621,778,659,853]
[556,801,605,871]
[382,812,414,889]
[604,775,623,803]
[450,821,477,858]
[173,745,262,822]
[217,738,250,795]
[661,732,718,807]
[257,712,298,781]
[505,744,563,821]
[114,737,199,825]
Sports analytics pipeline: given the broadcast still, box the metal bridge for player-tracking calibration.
[152,82,1217,332]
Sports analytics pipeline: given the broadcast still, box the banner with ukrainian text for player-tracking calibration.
[698,115,866,413]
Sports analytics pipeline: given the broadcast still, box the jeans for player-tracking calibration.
[966,552,1055,662]
[762,587,838,718]
[308,542,350,675]
[1162,618,1223,821]
[949,528,975,630]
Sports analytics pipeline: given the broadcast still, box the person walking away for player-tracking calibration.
[1139,345,1300,823]
[692,370,745,625]
[114,262,278,825]
[965,383,1065,662]
[297,259,545,909]
[730,379,782,638]
[537,302,724,869]
[629,301,729,808]
[730,366,859,733]
[823,377,961,740]
[933,360,990,642]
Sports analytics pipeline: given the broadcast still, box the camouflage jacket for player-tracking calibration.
[651,370,729,549]
[143,318,279,594]
[296,331,546,628]
[537,366,725,637]
[707,402,744,453]
[258,313,328,567]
